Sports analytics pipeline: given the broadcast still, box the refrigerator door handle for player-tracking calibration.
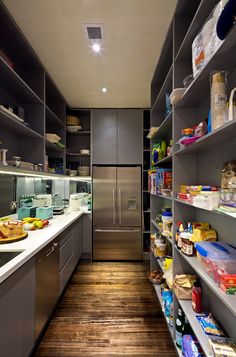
[94,229,140,233]
[118,188,122,225]
[112,188,116,225]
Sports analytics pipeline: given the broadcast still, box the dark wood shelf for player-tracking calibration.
[0,107,43,139]
[0,57,43,104]
[46,106,65,128]
[46,141,65,152]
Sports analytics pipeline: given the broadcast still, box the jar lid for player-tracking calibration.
[162,212,172,217]
[180,232,192,240]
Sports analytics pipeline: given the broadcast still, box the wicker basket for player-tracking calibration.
[66,115,80,126]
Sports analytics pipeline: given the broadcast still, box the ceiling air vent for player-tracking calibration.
[85,24,104,40]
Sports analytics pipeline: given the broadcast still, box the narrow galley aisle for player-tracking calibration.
[35,262,176,356]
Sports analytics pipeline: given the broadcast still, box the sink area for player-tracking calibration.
[0,251,24,268]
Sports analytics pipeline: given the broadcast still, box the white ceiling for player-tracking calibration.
[3,0,176,108]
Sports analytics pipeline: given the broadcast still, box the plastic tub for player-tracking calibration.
[195,242,236,285]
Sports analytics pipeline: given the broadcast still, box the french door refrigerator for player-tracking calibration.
[93,166,142,261]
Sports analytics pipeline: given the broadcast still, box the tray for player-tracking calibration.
[0,232,28,244]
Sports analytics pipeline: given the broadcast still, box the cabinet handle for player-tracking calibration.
[112,188,116,225]
[118,189,122,225]
[46,246,55,257]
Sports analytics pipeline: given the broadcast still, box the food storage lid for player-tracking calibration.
[162,212,172,217]
[195,242,236,261]
[180,232,192,240]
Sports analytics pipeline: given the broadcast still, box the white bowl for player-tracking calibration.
[78,166,90,176]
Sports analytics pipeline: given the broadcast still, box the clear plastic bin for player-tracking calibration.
[195,242,236,285]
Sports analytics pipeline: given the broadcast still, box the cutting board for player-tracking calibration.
[0,232,28,244]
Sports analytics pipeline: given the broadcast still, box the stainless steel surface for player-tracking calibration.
[93,166,142,261]
[117,166,141,227]
[118,188,122,225]
[0,175,15,216]
[93,227,142,261]
[0,251,24,268]
[94,229,140,233]
[112,188,115,225]
[35,238,59,339]
[93,166,117,227]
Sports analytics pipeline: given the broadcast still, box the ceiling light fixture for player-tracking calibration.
[92,43,101,53]
[102,87,107,93]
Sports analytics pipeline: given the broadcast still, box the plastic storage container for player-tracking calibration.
[195,242,236,285]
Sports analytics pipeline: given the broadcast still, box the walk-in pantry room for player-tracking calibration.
[0,0,236,356]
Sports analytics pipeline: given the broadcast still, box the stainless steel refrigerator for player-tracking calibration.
[93,166,142,261]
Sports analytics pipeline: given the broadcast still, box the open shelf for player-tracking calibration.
[177,298,211,356]
[176,247,236,317]
[153,155,172,166]
[151,220,173,244]
[0,57,43,104]
[67,152,90,157]
[152,65,173,113]
[150,111,172,140]
[151,193,172,201]
[176,25,236,109]
[175,198,236,219]
[46,106,64,128]
[175,0,216,62]
[153,284,174,337]
[46,141,65,152]
[175,119,236,155]
[66,130,91,135]
[0,107,43,139]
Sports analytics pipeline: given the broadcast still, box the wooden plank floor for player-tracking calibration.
[35,262,177,357]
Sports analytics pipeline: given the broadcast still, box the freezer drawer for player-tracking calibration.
[93,227,142,261]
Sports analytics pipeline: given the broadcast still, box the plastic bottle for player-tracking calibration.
[176,308,184,348]
[192,279,202,313]
[177,223,185,250]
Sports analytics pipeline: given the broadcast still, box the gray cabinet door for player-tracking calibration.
[92,109,117,164]
[0,259,35,357]
[117,109,142,164]
[72,216,83,266]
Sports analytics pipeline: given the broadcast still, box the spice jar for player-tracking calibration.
[181,232,194,256]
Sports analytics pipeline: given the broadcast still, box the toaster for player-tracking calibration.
[36,206,53,220]
[18,206,37,220]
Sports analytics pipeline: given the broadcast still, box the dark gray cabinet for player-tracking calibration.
[0,258,35,357]
[117,109,142,164]
[92,109,117,164]
[59,216,83,294]
[92,109,142,165]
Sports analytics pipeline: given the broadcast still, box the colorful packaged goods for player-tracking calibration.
[182,335,204,357]
[151,140,166,165]
[197,314,225,337]
[156,168,172,195]
[209,337,236,357]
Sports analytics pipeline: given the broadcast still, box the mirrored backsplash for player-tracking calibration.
[0,174,91,217]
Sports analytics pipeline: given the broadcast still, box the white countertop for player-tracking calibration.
[0,209,91,284]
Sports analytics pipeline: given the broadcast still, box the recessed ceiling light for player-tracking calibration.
[92,43,101,53]
[102,87,107,93]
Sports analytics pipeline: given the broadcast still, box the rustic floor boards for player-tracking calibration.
[35,262,177,357]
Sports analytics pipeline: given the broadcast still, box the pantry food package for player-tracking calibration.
[221,160,236,189]
[209,337,236,357]
[174,274,196,300]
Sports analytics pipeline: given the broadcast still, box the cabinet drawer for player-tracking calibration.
[59,253,74,294]
[59,232,74,271]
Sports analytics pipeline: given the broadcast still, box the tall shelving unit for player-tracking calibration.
[142,109,151,255]
[66,109,91,175]
[0,2,92,179]
[150,0,236,355]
